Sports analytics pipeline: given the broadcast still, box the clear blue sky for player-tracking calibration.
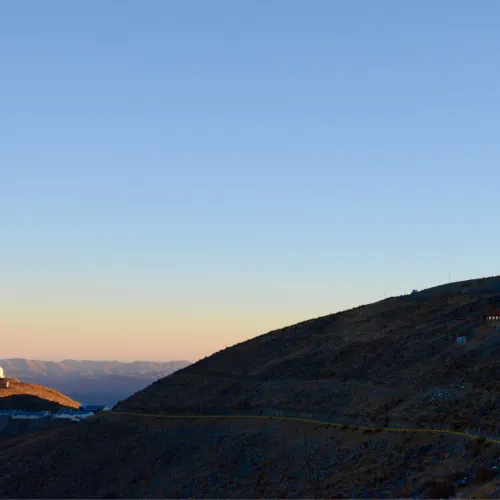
[2,1,499,362]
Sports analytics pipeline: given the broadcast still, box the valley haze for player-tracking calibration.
[0,359,191,407]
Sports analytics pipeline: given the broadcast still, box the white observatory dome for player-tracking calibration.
[0,366,4,378]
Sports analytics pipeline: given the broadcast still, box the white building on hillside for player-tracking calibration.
[11,411,50,420]
[0,366,9,388]
[52,409,94,421]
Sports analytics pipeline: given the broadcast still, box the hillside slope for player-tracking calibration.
[3,412,500,499]
[116,275,500,433]
[0,379,80,410]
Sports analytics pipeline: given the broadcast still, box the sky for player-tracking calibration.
[2,0,500,362]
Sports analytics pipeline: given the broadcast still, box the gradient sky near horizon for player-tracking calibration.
[2,1,500,363]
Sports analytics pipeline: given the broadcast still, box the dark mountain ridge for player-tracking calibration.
[116,275,500,434]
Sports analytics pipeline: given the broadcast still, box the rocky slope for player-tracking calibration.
[0,379,80,410]
[116,275,500,435]
[2,411,500,498]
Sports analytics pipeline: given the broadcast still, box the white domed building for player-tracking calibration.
[0,366,9,388]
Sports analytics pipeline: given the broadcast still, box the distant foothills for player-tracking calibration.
[0,358,191,407]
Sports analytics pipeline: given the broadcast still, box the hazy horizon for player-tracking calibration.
[0,357,192,363]
[3,1,500,362]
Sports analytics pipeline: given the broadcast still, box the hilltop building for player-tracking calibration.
[484,309,500,330]
[0,366,9,388]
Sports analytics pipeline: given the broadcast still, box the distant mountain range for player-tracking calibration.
[0,358,191,378]
[0,358,191,407]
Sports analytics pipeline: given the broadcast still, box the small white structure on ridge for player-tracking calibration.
[0,366,9,388]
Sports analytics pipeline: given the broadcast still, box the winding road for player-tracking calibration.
[107,409,500,445]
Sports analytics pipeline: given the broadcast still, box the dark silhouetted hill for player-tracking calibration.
[116,275,500,434]
[0,394,75,412]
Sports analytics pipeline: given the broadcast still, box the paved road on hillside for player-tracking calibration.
[107,409,500,445]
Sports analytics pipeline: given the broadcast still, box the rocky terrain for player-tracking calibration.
[0,394,76,412]
[2,412,500,498]
[0,379,80,410]
[2,275,500,498]
[117,276,500,436]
